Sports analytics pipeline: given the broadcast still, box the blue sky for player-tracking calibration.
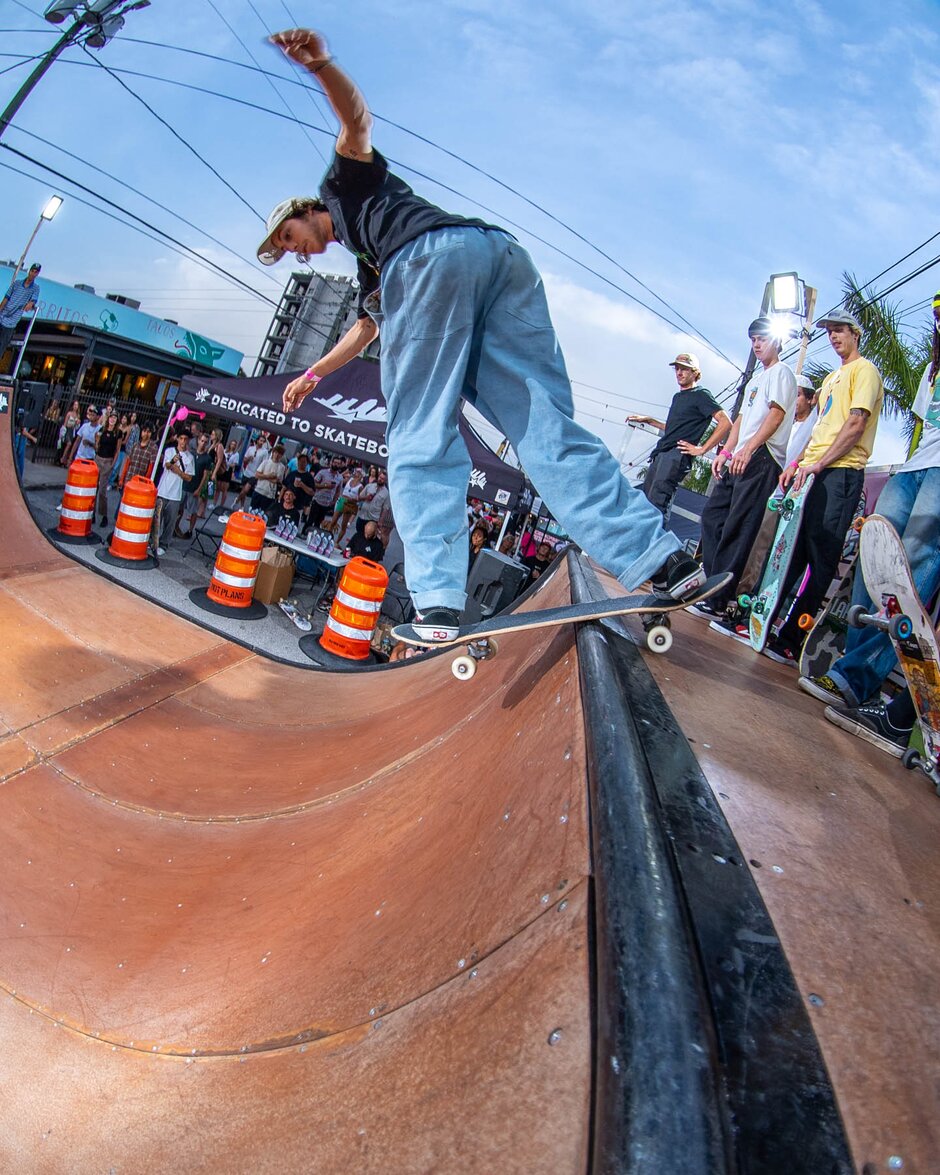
[2,0,938,465]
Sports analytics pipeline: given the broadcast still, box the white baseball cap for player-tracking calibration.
[257,197,313,265]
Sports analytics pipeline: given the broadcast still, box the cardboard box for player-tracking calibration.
[253,548,295,605]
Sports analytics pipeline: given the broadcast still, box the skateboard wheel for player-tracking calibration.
[767,498,781,513]
[890,613,913,641]
[902,747,921,773]
[452,654,477,680]
[737,594,752,610]
[646,624,673,653]
[798,612,814,631]
[847,604,868,629]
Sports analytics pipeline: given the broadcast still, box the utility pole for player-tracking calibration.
[0,0,151,144]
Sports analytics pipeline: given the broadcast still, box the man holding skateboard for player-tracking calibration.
[691,318,797,621]
[258,27,706,642]
[628,352,731,522]
[763,311,883,663]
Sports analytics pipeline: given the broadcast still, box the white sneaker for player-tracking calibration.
[156,547,166,556]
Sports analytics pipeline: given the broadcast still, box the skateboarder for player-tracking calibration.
[691,318,797,621]
[763,310,883,664]
[627,352,731,522]
[259,26,705,642]
[800,291,940,703]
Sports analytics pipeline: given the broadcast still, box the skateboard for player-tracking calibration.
[797,561,856,680]
[739,475,815,652]
[853,514,940,794]
[392,572,732,680]
[279,597,313,632]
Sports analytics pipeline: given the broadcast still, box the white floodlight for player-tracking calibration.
[770,271,802,315]
[41,195,63,220]
[769,313,799,343]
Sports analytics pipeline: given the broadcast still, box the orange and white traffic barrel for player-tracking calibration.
[58,459,98,538]
[109,476,156,562]
[206,512,266,609]
[319,557,389,660]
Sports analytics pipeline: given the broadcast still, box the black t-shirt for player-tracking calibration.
[350,532,385,562]
[651,386,721,456]
[184,450,214,492]
[319,150,498,316]
[285,468,316,499]
[269,503,301,531]
[96,427,120,459]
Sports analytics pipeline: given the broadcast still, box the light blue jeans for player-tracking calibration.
[828,468,940,704]
[379,227,680,611]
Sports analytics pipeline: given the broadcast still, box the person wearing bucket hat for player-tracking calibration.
[762,309,883,665]
[263,27,708,641]
[627,351,730,522]
[800,291,940,735]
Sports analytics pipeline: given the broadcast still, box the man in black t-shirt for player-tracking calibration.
[628,352,731,521]
[256,27,709,642]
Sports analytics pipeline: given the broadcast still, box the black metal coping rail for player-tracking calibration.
[569,552,853,1175]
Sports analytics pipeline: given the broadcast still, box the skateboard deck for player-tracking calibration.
[744,475,814,652]
[798,561,856,680]
[392,572,732,678]
[856,515,940,793]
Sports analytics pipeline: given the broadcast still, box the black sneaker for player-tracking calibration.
[762,634,797,665]
[686,600,722,620]
[708,616,749,644]
[651,552,706,601]
[823,701,912,759]
[413,607,460,642]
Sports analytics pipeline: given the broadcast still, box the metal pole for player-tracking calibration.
[793,286,817,377]
[9,313,38,380]
[9,214,44,286]
[0,26,80,144]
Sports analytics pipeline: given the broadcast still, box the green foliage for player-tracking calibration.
[813,273,933,450]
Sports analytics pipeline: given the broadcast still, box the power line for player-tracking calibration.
[0,141,280,304]
[51,46,739,368]
[78,43,265,221]
[5,123,285,289]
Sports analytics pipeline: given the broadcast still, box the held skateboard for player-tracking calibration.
[739,475,814,652]
[798,561,856,680]
[392,572,732,680]
[854,515,940,794]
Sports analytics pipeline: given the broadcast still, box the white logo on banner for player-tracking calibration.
[469,468,487,490]
[314,393,388,424]
[495,489,511,505]
[195,388,210,403]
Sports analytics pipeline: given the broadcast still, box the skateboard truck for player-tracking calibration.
[451,638,498,680]
[847,604,914,642]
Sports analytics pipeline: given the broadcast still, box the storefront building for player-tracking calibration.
[0,264,243,404]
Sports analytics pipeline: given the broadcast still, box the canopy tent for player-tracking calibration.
[177,359,525,508]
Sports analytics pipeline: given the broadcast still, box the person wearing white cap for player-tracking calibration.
[762,309,883,664]
[627,352,730,522]
[691,317,797,621]
[258,26,710,641]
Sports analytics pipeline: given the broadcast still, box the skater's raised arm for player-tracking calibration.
[270,28,373,161]
[282,317,379,413]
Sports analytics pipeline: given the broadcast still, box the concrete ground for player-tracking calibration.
[20,457,355,669]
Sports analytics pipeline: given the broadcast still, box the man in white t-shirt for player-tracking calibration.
[152,432,195,554]
[234,435,270,509]
[251,443,287,511]
[693,317,797,619]
[74,405,101,459]
[732,374,820,609]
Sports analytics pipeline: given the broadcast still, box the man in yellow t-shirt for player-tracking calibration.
[763,310,883,663]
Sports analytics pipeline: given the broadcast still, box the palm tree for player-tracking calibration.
[804,272,932,453]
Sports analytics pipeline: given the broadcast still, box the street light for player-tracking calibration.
[769,271,804,315]
[730,269,815,418]
[41,195,63,221]
[9,194,64,379]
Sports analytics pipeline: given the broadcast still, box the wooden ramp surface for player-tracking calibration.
[618,586,940,1175]
[0,412,592,1172]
